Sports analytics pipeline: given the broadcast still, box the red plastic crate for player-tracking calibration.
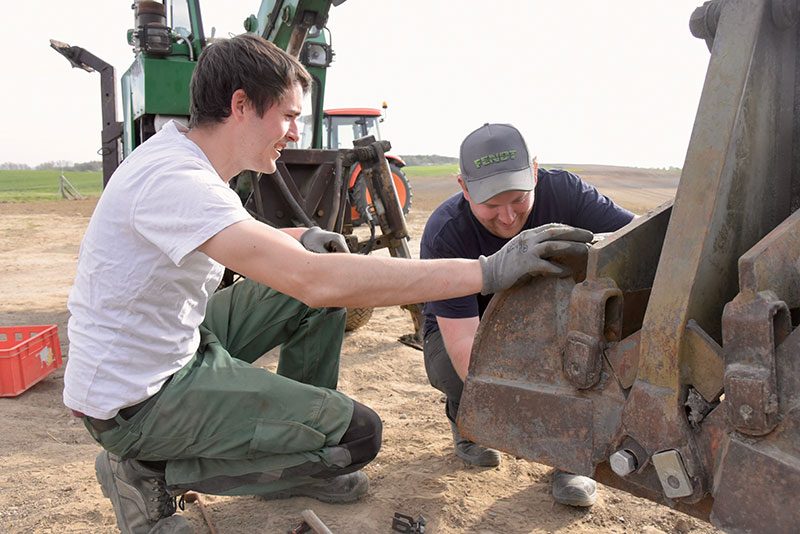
[0,325,63,397]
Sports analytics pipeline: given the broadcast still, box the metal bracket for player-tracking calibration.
[722,291,788,435]
[563,331,603,389]
[563,278,623,389]
[652,449,694,498]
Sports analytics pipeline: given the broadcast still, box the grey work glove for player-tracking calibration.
[479,223,594,295]
[300,226,350,253]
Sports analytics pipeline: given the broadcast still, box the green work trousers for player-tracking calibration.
[87,278,353,495]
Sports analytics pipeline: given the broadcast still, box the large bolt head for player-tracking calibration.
[610,450,637,477]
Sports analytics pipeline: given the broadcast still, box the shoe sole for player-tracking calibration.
[262,488,365,504]
[554,494,597,507]
[261,476,369,504]
[95,452,134,533]
[553,488,597,507]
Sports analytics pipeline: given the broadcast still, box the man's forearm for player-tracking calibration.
[203,219,590,310]
[282,253,484,308]
[203,219,483,308]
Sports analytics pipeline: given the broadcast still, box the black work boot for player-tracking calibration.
[449,420,501,467]
[95,451,192,534]
[259,470,369,504]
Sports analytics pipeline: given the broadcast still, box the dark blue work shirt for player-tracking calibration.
[420,168,634,337]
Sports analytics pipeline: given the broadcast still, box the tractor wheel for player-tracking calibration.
[345,307,374,331]
[350,163,413,226]
[388,163,413,216]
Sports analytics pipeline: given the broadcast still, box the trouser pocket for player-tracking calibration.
[249,419,326,456]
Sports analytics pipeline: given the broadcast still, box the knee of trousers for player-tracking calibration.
[342,401,383,465]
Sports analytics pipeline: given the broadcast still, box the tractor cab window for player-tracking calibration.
[166,1,192,37]
[325,115,382,149]
[360,116,381,140]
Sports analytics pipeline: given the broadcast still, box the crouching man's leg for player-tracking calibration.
[202,277,346,389]
[154,344,381,500]
[88,335,380,533]
[422,329,500,467]
[251,399,380,502]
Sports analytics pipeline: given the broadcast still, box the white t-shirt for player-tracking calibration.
[64,121,251,419]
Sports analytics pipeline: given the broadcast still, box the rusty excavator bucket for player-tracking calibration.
[458,0,800,531]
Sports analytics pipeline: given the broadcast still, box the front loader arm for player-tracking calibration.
[253,0,344,56]
[49,40,123,185]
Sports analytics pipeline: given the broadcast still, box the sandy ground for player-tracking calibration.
[0,167,720,533]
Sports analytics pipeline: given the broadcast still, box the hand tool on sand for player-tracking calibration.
[183,491,217,534]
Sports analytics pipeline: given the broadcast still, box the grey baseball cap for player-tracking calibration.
[459,123,534,204]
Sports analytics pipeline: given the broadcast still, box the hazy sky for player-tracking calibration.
[2,1,710,168]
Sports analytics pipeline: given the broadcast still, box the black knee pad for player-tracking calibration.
[339,400,382,466]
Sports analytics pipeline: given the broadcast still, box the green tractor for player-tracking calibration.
[51,0,422,343]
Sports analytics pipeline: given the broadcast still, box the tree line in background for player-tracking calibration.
[0,161,102,172]
[400,154,458,166]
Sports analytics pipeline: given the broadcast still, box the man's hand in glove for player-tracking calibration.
[300,226,350,254]
[479,223,593,295]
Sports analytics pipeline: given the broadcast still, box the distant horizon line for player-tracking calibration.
[0,158,683,173]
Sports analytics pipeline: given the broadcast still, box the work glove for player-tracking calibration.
[479,223,594,295]
[300,226,350,254]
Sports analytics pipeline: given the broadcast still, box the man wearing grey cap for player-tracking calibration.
[420,123,634,507]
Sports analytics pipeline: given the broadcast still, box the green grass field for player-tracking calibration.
[0,170,103,202]
[403,164,458,178]
[0,166,456,203]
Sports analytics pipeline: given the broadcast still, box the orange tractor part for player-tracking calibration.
[323,107,412,226]
[346,160,411,225]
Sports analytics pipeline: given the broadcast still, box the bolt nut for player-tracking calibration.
[610,450,637,477]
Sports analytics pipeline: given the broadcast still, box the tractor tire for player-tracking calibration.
[350,163,413,226]
[389,163,413,216]
[345,307,374,331]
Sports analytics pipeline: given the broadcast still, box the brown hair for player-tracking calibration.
[188,34,311,128]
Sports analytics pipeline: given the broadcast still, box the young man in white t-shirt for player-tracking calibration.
[65,34,594,533]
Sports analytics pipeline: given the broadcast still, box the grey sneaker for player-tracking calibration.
[552,469,597,507]
[450,420,501,467]
[95,451,191,534]
[260,471,369,504]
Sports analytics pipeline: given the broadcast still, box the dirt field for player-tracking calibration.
[0,167,720,533]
